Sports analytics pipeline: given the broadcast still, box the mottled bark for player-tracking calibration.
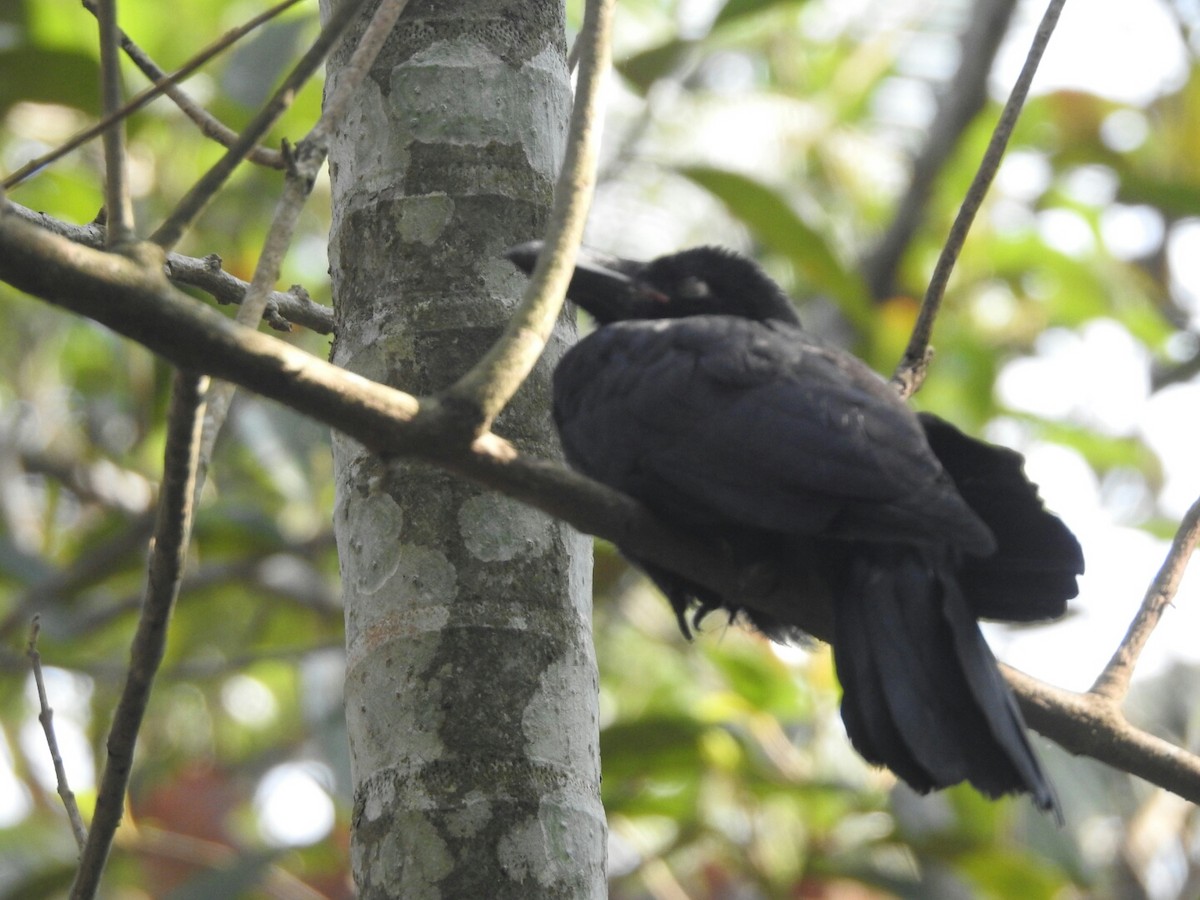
[322,1,605,896]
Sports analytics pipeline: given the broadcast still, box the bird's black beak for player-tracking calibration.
[504,241,662,324]
[505,240,637,286]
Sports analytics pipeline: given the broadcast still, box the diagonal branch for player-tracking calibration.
[195,0,412,495]
[1090,494,1200,702]
[892,0,1068,397]
[27,616,89,851]
[2,0,301,190]
[82,0,290,170]
[7,200,332,332]
[148,0,371,250]
[70,370,207,900]
[4,200,1200,806]
[442,0,617,433]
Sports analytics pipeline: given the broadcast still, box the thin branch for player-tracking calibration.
[95,0,134,243]
[165,255,332,333]
[231,0,410,330]
[2,0,301,189]
[82,0,287,170]
[862,0,1019,301]
[6,202,1200,805]
[305,0,411,154]
[891,0,1067,396]
[71,371,207,900]
[567,30,583,74]
[8,200,333,332]
[1090,495,1200,702]
[442,0,617,433]
[148,0,371,250]
[195,0,412,496]
[27,616,89,851]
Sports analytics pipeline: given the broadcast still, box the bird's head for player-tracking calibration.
[505,242,800,326]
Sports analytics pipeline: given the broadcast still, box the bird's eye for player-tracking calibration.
[677,276,710,300]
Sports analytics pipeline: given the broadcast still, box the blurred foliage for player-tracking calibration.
[3,0,1200,897]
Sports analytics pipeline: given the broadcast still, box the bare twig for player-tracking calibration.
[71,371,207,900]
[233,0,411,329]
[2,0,301,190]
[6,201,1200,806]
[164,255,332,333]
[305,0,411,154]
[82,0,288,170]
[862,0,1020,301]
[95,0,134,243]
[27,617,89,851]
[1091,495,1200,702]
[443,0,617,432]
[149,0,371,250]
[892,0,1067,396]
[7,200,333,332]
[195,0,412,495]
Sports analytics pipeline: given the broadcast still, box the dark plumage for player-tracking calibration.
[507,241,1083,816]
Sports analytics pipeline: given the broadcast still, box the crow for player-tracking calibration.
[507,242,1083,816]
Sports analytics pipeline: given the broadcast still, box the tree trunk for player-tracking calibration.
[321,1,605,895]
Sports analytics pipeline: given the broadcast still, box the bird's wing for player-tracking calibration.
[553,317,993,553]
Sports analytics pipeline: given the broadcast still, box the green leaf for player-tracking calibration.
[616,39,697,93]
[0,48,99,115]
[714,0,811,28]
[601,716,707,780]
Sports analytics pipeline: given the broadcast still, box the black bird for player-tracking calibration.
[507,242,1083,815]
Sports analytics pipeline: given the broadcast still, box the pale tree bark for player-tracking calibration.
[321,1,604,896]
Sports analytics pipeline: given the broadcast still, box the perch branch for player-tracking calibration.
[4,202,1200,805]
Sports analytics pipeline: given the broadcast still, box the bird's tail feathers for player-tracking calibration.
[919,414,1084,622]
[832,545,1060,818]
